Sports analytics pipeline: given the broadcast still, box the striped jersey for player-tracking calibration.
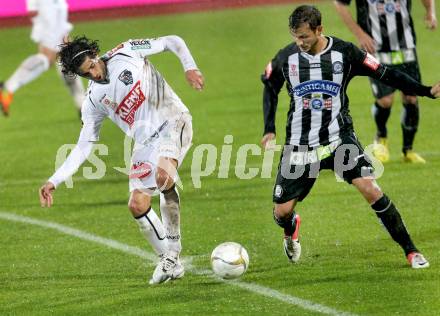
[337,0,416,52]
[262,36,391,147]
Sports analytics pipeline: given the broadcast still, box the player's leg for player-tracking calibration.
[150,112,192,284]
[400,61,424,163]
[338,134,428,268]
[352,177,429,268]
[0,46,54,116]
[128,189,168,256]
[55,63,85,113]
[370,78,395,162]
[272,148,319,263]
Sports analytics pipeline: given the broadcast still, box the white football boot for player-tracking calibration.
[149,254,185,285]
[283,214,302,263]
[407,252,430,269]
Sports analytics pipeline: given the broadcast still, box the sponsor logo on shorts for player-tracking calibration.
[118,69,133,86]
[274,185,283,198]
[116,81,145,126]
[130,39,152,50]
[129,162,152,179]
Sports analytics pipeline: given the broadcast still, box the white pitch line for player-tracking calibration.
[0,212,357,316]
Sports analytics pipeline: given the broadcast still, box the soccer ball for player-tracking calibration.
[210,242,249,279]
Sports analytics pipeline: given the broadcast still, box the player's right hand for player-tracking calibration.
[430,82,440,98]
[261,133,276,150]
[356,31,376,54]
[186,69,204,91]
[39,182,55,208]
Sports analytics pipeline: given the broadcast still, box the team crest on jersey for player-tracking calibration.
[118,69,133,86]
[332,61,343,74]
[294,80,341,97]
[99,94,118,110]
[289,64,298,76]
[116,81,145,126]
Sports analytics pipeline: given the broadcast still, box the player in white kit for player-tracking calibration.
[38,35,204,284]
[0,0,85,116]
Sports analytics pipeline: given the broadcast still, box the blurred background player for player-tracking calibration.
[39,35,204,284]
[0,0,85,117]
[334,0,437,163]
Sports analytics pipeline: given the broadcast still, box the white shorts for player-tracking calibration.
[129,112,193,194]
[31,5,72,51]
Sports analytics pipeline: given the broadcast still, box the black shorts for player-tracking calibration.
[272,133,374,204]
[369,61,421,99]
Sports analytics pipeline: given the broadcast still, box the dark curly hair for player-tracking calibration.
[289,5,322,31]
[58,36,100,77]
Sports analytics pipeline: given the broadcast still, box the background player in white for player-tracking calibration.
[0,0,85,116]
[38,35,204,284]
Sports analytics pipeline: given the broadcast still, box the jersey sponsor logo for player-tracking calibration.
[363,53,380,71]
[116,81,145,126]
[118,69,133,86]
[293,80,341,97]
[302,94,333,110]
[99,94,118,110]
[129,162,152,179]
[332,61,343,74]
[130,39,152,50]
[105,43,124,58]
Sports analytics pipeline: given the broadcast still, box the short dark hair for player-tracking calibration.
[58,36,100,76]
[289,5,322,31]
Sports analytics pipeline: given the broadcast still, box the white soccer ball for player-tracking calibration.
[210,242,249,279]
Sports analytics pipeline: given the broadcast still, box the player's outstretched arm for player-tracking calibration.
[38,140,94,208]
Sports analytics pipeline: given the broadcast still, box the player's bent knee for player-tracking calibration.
[377,95,394,108]
[128,191,151,216]
[155,168,175,191]
[274,202,295,219]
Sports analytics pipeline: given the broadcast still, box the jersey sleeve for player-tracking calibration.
[261,50,286,135]
[78,96,107,142]
[347,42,433,97]
[127,36,198,71]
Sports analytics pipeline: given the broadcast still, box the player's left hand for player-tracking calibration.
[186,69,204,91]
[425,12,437,30]
[430,82,440,98]
[39,182,55,208]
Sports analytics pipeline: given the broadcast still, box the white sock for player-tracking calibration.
[5,53,50,93]
[135,208,168,256]
[160,186,181,257]
[56,63,85,110]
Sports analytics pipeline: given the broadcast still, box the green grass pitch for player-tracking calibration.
[0,2,439,315]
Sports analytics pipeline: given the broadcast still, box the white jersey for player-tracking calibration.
[27,0,68,11]
[79,37,196,147]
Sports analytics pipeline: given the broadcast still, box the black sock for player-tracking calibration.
[401,102,419,154]
[371,195,418,255]
[273,210,298,237]
[372,102,391,138]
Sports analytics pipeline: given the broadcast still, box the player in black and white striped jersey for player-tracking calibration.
[334,0,437,163]
[261,5,440,269]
